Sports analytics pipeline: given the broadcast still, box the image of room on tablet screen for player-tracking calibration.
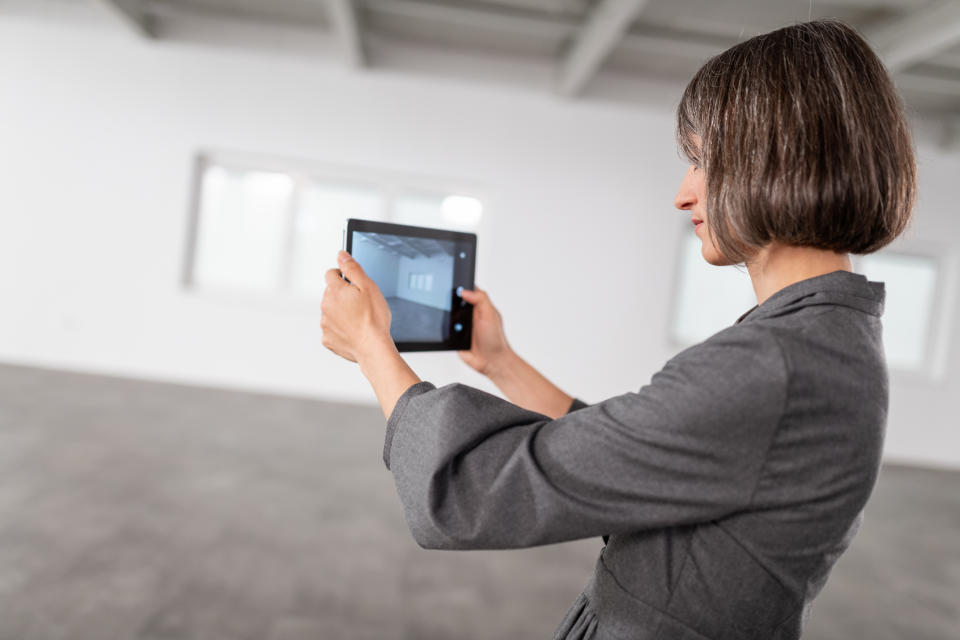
[352,232,458,343]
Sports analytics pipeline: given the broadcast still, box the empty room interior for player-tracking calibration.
[1,1,959,639]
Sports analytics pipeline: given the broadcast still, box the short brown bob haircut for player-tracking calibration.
[677,19,917,264]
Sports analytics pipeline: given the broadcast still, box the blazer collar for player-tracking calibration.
[736,270,886,325]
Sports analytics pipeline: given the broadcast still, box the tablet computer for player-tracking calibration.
[342,218,476,352]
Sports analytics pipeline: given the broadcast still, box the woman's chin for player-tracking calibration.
[700,244,730,266]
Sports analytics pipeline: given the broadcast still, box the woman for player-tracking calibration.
[320,19,915,640]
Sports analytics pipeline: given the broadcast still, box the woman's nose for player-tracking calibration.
[674,167,698,211]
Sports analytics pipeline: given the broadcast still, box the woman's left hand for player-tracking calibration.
[321,251,393,363]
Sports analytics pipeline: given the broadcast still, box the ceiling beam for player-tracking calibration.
[94,0,154,38]
[864,0,960,72]
[798,0,926,7]
[557,0,652,96]
[328,0,366,68]
[619,27,729,62]
[361,0,571,39]
[85,0,956,102]
[360,0,960,97]
[363,1,717,62]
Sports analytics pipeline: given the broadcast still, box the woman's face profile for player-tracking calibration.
[674,164,730,266]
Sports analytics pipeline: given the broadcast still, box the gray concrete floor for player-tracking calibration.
[0,363,957,640]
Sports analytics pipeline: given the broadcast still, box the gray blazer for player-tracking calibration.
[382,270,887,640]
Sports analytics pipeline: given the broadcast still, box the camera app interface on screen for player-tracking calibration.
[351,231,472,343]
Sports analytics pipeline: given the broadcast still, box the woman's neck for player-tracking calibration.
[745,243,853,305]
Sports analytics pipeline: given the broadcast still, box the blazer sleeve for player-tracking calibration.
[383,324,788,550]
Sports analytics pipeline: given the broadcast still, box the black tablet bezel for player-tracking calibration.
[344,218,476,352]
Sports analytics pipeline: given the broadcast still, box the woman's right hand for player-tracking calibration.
[457,287,513,377]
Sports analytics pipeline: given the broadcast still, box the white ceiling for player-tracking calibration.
[11,0,960,118]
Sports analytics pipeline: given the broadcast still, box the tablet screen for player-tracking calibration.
[345,219,476,351]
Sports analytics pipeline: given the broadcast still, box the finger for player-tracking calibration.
[460,292,488,309]
[337,251,372,289]
[325,267,345,288]
[460,288,487,302]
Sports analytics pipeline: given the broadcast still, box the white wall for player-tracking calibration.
[1,14,958,469]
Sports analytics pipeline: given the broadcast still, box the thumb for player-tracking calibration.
[460,288,486,304]
[337,251,370,287]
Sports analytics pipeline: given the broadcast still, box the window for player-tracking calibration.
[185,153,484,302]
[854,251,943,374]
[669,227,953,376]
[669,233,755,346]
[290,182,385,297]
[406,272,435,292]
[192,167,293,292]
